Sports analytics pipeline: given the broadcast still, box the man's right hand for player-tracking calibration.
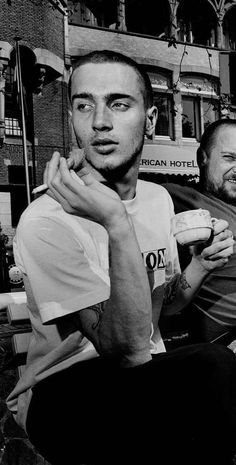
[45,152,127,231]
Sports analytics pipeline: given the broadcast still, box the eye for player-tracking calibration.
[111,101,129,111]
[223,155,236,161]
[75,102,94,112]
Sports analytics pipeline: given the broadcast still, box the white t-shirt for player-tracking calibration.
[7,179,179,430]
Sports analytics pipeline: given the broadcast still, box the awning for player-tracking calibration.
[140,144,199,176]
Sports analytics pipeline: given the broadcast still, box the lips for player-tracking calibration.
[91,138,118,154]
[92,138,118,146]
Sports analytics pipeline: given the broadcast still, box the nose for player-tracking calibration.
[92,104,113,132]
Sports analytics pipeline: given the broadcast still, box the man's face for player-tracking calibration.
[71,62,153,179]
[205,125,236,205]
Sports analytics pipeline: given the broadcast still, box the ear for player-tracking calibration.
[197,147,208,168]
[145,106,158,138]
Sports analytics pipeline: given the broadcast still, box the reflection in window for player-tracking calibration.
[154,94,173,137]
[182,96,200,139]
[202,98,219,130]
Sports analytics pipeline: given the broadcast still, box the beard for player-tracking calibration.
[99,140,144,181]
[82,134,145,184]
[205,177,236,206]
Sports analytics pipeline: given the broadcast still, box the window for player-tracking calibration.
[153,93,173,137]
[180,75,220,139]
[5,46,35,143]
[147,69,174,139]
[182,96,200,139]
[5,65,22,137]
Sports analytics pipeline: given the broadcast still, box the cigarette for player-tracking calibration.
[32,183,48,195]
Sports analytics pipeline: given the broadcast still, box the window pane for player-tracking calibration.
[154,94,172,137]
[182,96,197,138]
[5,117,22,137]
[203,99,219,131]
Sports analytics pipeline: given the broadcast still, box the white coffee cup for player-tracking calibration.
[171,209,214,246]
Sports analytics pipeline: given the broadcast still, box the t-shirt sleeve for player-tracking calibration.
[14,216,110,323]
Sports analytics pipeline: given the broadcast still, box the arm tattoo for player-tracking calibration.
[179,271,192,291]
[163,271,191,305]
[90,303,104,330]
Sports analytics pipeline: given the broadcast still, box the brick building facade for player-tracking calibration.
[0,0,70,245]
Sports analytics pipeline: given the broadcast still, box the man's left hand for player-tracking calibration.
[191,219,234,272]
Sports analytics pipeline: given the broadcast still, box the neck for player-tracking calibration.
[84,158,140,201]
[111,169,138,200]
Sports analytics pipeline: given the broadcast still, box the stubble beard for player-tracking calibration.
[82,134,145,183]
[205,176,236,206]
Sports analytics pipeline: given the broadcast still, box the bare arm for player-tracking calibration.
[163,220,234,315]
[48,154,152,367]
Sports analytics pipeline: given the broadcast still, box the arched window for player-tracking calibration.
[68,0,117,28]
[126,0,170,38]
[177,0,217,47]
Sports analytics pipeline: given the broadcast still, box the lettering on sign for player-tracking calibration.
[140,159,198,168]
[142,248,166,271]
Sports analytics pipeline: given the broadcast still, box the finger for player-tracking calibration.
[43,162,49,185]
[211,229,234,243]
[48,170,83,215]
[60,157,98,188]
[212,218,229,235]
[206,257,229,269]
[201,237,234,260]
[49,159,88,210]
[204,247,233,261]
[67,148,85,170]
[47,151,61,185]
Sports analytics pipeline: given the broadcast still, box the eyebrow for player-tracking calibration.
[71,92,136,103]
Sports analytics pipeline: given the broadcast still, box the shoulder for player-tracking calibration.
[162,183,202,213]
[137,179,173,200]
[136,179,175,217]
[18,194,58,223]
[16,194,78,245]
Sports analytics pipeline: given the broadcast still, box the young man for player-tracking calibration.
[165,119,236,343]
[7,51,236,465]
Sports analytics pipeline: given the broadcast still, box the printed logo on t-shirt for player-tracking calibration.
[142,249,166,271]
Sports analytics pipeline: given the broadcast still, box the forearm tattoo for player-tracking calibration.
[90,303,104,330]
[163,271,191,305]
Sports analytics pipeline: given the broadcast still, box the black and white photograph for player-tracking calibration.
[0,1,236,464]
